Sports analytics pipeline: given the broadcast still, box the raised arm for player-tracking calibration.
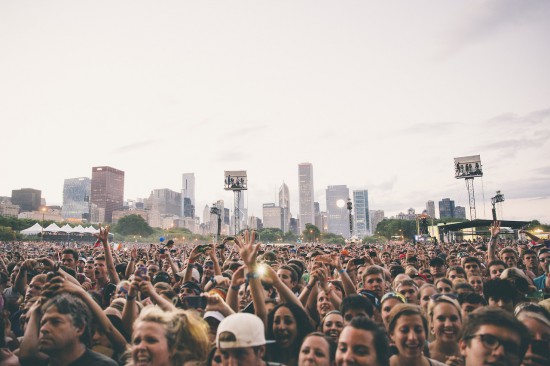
[235,230,267,326]
[94,224,120,284]
[487,221,500,262]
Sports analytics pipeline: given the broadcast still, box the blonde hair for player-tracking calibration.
[132,306,210,365]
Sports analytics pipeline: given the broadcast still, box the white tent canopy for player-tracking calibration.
[43,223,62,233]
[84,226,99,234]
[58,224,74,233]
[20,223,43,235]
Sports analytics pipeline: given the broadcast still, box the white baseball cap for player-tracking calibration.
[216,313,273,349]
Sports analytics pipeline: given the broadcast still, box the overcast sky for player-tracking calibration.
[1,0,549,224]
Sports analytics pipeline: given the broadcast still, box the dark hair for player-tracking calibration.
[41,293,92,347]
[460,307,530,359]
[521,249,536,259]
[62,248,78,262]
[446,266,466,276]
[267,302,314,359]
[463,256,481,266]
[483,278,520,304]
[278,265,298,283]
[346,316,390,366]
[389,265,405,279]
[454,282,475,293]
[340,294,374,318]
[458,292,486,306]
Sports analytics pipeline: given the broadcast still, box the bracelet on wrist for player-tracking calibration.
[188,258,195,264]
[230,285,240,291]
[246,271,259,280]
[126,294,136,300]
[306,283,314,290]
[339,268,346,274]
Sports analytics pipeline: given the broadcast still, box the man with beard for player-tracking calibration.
[20,293,117,366]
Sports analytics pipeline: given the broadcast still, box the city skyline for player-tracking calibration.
[1,1,549,224]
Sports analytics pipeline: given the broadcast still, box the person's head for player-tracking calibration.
[429,257,446,278]
[114,280,131,300]
[467,275,484,295]
[25,273,46,303]
[387,304,428,360]
[516,310,550,366]
[459,307,531,366]
[84,259,95,279]
[380,292,406,328]
[484,279,519,312]
[463,257,482,277]
[94,255,108,280]
[179,281,202,300]
[216,313,268,366]
[362,265,386,298]
[458,292,486,319]
[396,279,419,305]
[428,295,462,344]
[61,249,78,270]
[267,302,314,353]
[446,255,459,267]
[317,289,335,319]
[454,282,475,295]
[277,265,298,290]
[381,251,392,264]
[38,294,92,355]
[419,284,438,316]
[487,260,507,280]
[500,248,518,268]
[335,316,390,366]
[321,310,344,342]
[446,266,466,281]
[521,249,538,270]
[500,268,535,296]
[537,248,550,273]
[299,332,334,366]
[132,305,210,366]
[340,294,374,324]
[435,277,454,295]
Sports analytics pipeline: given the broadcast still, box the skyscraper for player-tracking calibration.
[146,189,181,216]
[439,198,455,219]
[298,163,314,232]
[90,166,124,223]
[182,173,195,218]
[326,185,350,237]
[279,182,290,232]
[11,188,41,212]
[454,206,467,219]
[62,177,91,220]
[426,200,436,218]
[353,190,370,238]
[263,203,284,230]
[369,210,385,234]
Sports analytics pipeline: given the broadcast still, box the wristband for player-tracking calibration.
[246,271,259,280]
[339,269,346,274]
[210,277,217,285]
[306,283,314,290]
[188,258,195,264]
[126,294,136,300]
[230,285,240,291]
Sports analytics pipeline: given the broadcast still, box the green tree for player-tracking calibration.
[320,232,346,245]
[114,215,154,236]
[375,219,417,240]
[302,224,321,242]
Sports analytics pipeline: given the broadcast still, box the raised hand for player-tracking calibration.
[234,230,260,268]
[94,224,110,244]
[489,221,501,237]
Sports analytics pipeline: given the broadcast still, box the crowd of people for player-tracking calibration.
[0,222,549,366]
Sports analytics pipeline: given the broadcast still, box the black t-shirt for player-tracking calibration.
[21,348,118,366]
